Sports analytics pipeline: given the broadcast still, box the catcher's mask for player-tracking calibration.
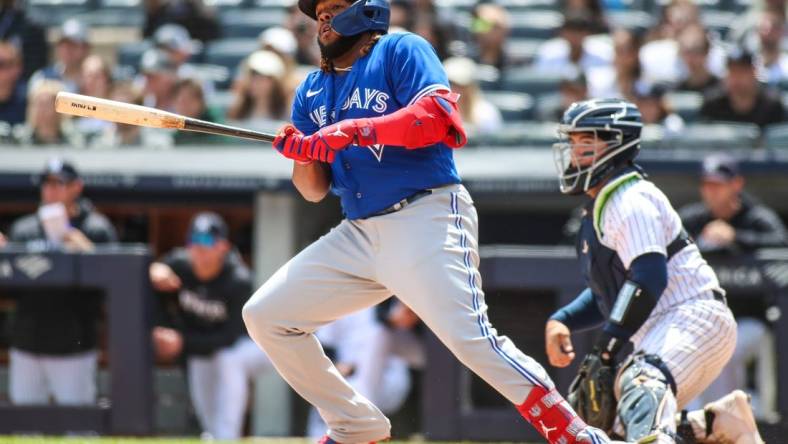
[553,98,642,195]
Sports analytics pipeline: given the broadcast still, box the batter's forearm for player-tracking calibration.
[293,162,332,202]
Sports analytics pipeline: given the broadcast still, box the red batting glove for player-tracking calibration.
[272,124,313,165]
[302,121,358,163]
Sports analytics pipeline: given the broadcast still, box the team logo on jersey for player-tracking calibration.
[341,88,390,113]
[368,144,385,161]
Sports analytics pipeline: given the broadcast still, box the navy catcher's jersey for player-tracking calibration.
[291,32,461,219]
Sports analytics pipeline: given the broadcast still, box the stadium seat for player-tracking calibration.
[98,0,140,7]
[484,90,535,121]
[71,8,145,28]
[666,91,703,123]
[25,5,92,27]
[205,0,248,8]
[763,123,788,149]
[219,8,289,38]
[508,10,562,39]
[475,121,558,147]
[700,10,737,39]
[504,38,546,65]
[606,10,655,32]
[500,67,562,95]
[675,122,760,150]
[204,38,260,74]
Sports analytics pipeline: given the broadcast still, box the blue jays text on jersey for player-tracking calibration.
[291,32,461,220]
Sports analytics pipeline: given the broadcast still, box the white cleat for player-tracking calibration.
[689,390,765,444]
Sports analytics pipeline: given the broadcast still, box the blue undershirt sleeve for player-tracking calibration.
[549,287,606,332]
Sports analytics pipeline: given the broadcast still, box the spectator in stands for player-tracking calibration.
[258,26,298,74]
[172,78,222,145]
[389,0,414,30]
[76,55,114,141]
[150,212,273,440]
[561,0,608,34]
[471,3,511,71]
[227,50,288,132]
[444,56,502,136]
[754,7,788,86]
[646,0,700,42]
[634,82,685,139]
[6,158,117,406]
[675,24,720,93]
[153,24,214,98]
[29,19,90,93]
[0,39,26,127]
[143,0,219,43]
[699,48,785,128]
[681,153,787,253]
[0,0,47,80]
[587,28,642,100]
[680,153,787,419]
[0,230,5,247]
[286,3,320,66]
[534,11,612,78]
[17,79,83,146]
[140,48,179,111]
[306,301,424,438]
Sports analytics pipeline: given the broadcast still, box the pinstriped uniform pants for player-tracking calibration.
[242,184,554,443]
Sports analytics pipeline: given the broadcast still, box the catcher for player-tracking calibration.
[545,98,764,444]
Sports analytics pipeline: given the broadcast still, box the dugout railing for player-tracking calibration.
[0,245,154,435]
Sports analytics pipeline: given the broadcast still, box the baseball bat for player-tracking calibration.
[54,91,276,143]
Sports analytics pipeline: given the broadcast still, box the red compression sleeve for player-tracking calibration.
[354,90,467,149]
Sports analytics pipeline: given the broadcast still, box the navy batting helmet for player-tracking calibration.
[553,98,642,195]
[299,0,390,36]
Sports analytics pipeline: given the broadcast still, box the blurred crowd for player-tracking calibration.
[0,0,785,147]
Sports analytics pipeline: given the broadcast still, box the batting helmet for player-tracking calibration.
[553,98,642,195]
[299,0,390,36]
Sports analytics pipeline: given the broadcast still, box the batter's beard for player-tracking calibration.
[318,32,364,61]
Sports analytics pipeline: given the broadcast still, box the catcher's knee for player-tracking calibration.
[617,353,678,442]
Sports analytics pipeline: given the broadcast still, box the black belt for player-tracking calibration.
[365,189,433,218]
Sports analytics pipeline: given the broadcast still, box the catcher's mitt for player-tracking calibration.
[567,351,617,432]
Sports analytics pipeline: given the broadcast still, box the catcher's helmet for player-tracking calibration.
[299,0,390,36]
[553,98,642,195]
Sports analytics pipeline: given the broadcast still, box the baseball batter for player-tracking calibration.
[545,98,762,443]
[242,0,613,442]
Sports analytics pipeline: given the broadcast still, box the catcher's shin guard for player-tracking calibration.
[517,386,610,443]
[616,353,677,442]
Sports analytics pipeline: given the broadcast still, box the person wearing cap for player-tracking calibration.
[139,48,179,111]
[153,24,215,99]
[443,56,502,136]
[699,47,785,128]
[679,153,786,419]
[28,18,90,93]
[680,153,786,253]
[150,212,272,440]
[534,11,612,78]
[226,50,289,131]
[6,158,117,406]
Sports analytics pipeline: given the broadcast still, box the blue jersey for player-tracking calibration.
[291,32,462,220]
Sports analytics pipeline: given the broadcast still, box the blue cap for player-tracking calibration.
[188,212,228,246]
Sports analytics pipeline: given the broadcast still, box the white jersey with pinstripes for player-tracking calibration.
[596,177,736,407]
[597,178,722,314]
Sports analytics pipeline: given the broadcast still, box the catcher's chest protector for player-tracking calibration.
[576,208,627,316]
